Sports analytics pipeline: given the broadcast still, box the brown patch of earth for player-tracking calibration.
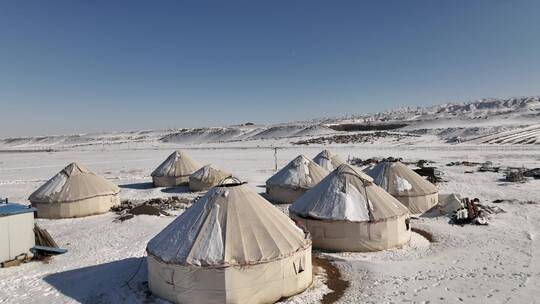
[313,255,350,304]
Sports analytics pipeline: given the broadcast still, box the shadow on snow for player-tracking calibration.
[43,257,155,303]
[160,186,191,194]
[118,182,155,190]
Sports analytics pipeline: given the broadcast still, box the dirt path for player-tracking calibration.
[313,255,350,304]
[411,227,436,242]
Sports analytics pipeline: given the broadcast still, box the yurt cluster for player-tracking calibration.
[1,149,441,304]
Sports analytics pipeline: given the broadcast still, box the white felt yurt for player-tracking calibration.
[265,155,328,203]
[146,178,312,304]
[366,161,438,214]
[313,149,345,171]
[421,193,463,218]
[29,162,120,219]
[290,164,411,252]
[151,151,201,187]
[189,164,231,191]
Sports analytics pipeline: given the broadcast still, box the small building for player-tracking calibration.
[0,202,36,265]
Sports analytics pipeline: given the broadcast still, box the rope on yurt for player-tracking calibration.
[123,252,147,292]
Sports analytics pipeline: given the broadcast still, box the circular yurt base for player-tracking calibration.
[188,179,213,192]
[395,193,439,215]
[265,186,307,204]
[31,194,120,219]
[290,213,411,252]
[147,247,313,304]
[152,176,189,187]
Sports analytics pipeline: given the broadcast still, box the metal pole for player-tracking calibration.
[274,147,278,171]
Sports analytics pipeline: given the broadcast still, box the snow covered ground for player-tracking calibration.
[0,139,539,304]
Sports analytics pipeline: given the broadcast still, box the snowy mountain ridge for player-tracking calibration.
[1,96,539,148]
[316,96,540,124]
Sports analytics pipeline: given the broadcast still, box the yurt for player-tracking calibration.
[189,164,231,191]
[313,149,345,171]
[152,151,201,187]
[290,164,411,252]
[29,162,120,219]
[146,178,312,304]
[265,155,328,203]
[1,202,36,264]
[366,161,438,214]
[423,193,463,218]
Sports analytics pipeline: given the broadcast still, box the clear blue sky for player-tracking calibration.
[1,1,539,137]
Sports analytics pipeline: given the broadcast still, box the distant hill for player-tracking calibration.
[1,96,538,148]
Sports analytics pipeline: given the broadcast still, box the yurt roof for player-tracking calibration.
[313,149,345,171]
[28,162,120,204]
[290,164,409,222]
[366,161,438,197]
[147,180,311,267]
[266,155,328,189]
[190,164,231,183]
[151,150,201,177]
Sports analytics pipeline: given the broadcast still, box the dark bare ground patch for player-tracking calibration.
[411,227,435,243]
[313,255,350,304]
[292,132,418,145]
[0,149,57,153]
[327,123,408,132]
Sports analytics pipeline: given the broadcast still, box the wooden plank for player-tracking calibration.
[1,259,21,268]
[32,246,67,255]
